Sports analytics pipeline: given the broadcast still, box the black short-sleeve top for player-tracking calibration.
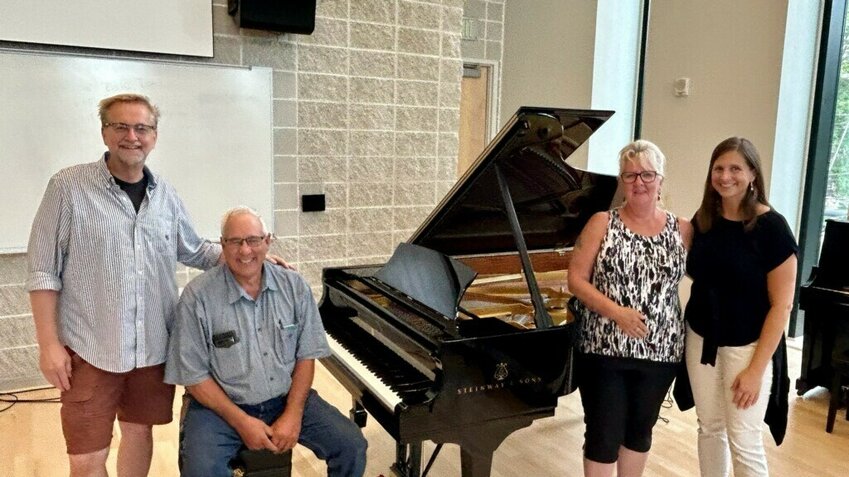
[685,209,798,348]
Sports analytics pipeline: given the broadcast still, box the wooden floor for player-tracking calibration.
[2,337,848,476]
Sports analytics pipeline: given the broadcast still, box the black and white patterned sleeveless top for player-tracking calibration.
[576,208,686,363]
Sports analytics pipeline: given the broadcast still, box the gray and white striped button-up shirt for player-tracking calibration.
[165,263,330,405]
[27,155,221,373]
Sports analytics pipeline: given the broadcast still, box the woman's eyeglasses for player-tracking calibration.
[620,171,661,183]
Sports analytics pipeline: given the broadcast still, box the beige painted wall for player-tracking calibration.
[501,0,597,131]
[641,0,788,217]
[500,0,789,216]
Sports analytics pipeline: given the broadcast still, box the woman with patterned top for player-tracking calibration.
[683,137,797,477]
[568,139,693,477]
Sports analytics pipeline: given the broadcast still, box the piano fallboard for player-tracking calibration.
[800,285,849,308]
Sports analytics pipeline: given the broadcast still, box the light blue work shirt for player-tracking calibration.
[165,262,330,405]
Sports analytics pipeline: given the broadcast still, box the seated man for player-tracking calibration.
[165,206,367,477]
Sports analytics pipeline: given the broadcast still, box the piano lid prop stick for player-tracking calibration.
[494,163,554,329]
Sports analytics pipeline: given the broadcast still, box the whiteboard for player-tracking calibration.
[0,0,212,57]
[0,50,273,253]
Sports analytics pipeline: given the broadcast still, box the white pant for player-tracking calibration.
[685,326,772,477]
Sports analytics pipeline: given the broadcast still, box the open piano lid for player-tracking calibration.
[410,107,617,256]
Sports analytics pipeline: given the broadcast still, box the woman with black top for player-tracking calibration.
[685,137,797,477]
[569,140,692,477]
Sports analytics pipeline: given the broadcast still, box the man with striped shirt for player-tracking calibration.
[27,93,222,477]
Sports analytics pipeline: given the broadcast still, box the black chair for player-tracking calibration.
[826,349,849,433]
[230,448,292,477]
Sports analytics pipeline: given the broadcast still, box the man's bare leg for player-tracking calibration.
[69,447,109,477]
[116,421,153,477]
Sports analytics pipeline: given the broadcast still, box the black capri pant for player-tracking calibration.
[577,353,677,463]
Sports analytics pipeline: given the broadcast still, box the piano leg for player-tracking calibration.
[797,308,828,395]
[796,326,817,394]
[391,442,422,477]
[350,400,368,428]
[459,447,493,477]
[454,415,537,477]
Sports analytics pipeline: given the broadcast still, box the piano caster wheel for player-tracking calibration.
[351,406,368,428]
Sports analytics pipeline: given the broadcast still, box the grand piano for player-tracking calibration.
[318,107,618,477]
[797,219,849,394]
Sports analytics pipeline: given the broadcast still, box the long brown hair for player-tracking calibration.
[694,137,770,232]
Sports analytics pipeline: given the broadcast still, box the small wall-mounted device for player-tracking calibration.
[461,17,478,41]
[301,194,325,212]
[673,77,691,97]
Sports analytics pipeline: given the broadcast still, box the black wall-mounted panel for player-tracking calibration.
[228,0,316,34]
[301,194,326,212]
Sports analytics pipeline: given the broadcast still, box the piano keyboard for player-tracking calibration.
[323,315,437,410]
[326,333,402,410]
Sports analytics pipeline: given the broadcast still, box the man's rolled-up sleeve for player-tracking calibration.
[26,176,69,292]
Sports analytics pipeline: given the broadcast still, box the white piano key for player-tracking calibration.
[326,334,402,410]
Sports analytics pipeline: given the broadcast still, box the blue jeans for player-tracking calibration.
[180,389,367,477]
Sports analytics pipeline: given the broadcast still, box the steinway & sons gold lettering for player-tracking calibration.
[456,376,542,395]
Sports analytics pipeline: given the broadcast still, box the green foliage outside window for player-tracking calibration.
[827,15,849,220]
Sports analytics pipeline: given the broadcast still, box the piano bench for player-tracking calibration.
[826,349,849,433]
[230,448,292,477]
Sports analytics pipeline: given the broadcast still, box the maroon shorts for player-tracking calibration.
[60,350,175,455]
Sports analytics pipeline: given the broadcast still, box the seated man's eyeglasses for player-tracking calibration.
[103,122,157,137]
[620,171,661,183]
[222,235,268,248]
